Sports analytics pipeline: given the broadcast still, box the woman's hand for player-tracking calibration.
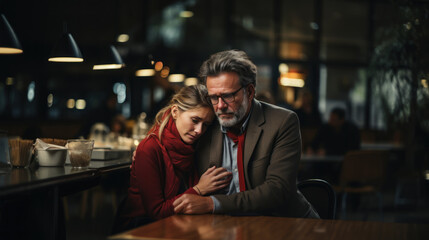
[194,166,232,195]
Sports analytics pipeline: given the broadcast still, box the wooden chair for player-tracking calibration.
[298,179,337,219]
[334,150,389,220]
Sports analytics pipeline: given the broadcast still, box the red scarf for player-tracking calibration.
[160,116,195,173]
[151,109,198,197]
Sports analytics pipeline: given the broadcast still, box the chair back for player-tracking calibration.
[297,179,337,219]
[339,150,389,189]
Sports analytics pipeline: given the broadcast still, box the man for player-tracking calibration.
[308,107,361,156]
[173,50,318,218]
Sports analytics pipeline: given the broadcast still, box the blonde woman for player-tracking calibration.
[113,84,231,232]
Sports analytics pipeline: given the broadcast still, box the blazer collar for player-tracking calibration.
[244,99,264,167]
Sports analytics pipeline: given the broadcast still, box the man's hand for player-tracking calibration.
[173,194,214,214]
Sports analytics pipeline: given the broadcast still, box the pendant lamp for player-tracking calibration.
[93,45,124,70]
[0,14,23,54]
[48,23,83,62]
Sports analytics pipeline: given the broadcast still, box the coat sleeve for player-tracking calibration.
[132,137,197,219]
[211,111,308,217]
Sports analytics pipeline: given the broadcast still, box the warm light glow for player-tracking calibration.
[136,69,155,77]
[93,64,124,70]
[6,77,13,85]
[278,63,289,73]
[76,99,86,110]
[154,61,163,71]
[286,87,295,104]
[184,77,198,86]
[168,74,185,83]
[422,79,428,88]
[117,34,129,43]
[279,78,305,87]
[67,99,75,109]
[279,72,305,88]
[0,47,23,54]
[48,57,84,62]
[47,94,53,107]
[180,11,194,18]
[160,66,170,78]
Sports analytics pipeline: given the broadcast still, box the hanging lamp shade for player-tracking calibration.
[48,33,83,62]
[93,45,124,70]
[0,14,23,54]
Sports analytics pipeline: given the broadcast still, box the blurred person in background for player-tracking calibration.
[294,88,322,129]
[307,107,361,156]
[112,84,232,233]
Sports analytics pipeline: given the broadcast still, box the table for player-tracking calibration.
[109,214,429,240]
[0,157,131,240]
[361,142,404,151]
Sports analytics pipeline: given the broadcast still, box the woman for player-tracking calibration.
[113,84,231,233]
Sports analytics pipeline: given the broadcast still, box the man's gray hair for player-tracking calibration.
[199,49,257,87]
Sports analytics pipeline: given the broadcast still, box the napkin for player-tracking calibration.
[34,138,67,150]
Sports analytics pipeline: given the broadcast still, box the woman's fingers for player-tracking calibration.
[173,197,184,213]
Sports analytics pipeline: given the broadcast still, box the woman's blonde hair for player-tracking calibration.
[149,84,211,141]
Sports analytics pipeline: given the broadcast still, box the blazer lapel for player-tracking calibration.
[244,100,264,182]
[209,123,224,168]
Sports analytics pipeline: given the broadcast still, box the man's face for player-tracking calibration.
[206,72,253,128]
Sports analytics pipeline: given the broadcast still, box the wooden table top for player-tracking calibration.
[109,214,429,240]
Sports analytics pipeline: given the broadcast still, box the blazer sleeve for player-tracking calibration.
[133,138,197,219]
[212,111,307,216]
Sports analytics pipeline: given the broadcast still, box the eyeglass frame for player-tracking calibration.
[206,86,244,105]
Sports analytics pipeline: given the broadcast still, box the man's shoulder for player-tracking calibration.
[257,100,297,119]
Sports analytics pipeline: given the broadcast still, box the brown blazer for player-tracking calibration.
[195,99,312,217]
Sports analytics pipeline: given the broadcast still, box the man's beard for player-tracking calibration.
[216,92,249,128]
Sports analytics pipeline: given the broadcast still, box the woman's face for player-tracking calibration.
[172,106,214,144]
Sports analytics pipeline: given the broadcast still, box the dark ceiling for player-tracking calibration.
[1,0,197,76]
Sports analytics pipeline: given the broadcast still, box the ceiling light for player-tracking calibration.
[154,61,163,71]
[136,69,155,77]
[0,14,23,54]
[160,66,170,78]
[49,23,83,62]
[184,77,198,86]
[279,76,305,88]
[93,45,124,70]
[278,63,289,73]
[168,74,185,83]
[279,72,305,88]
[117,34,129,43]
[48,33,83,62]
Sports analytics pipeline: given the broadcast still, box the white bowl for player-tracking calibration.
[37,149,67,167]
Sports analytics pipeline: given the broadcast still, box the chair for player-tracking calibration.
[334,150,389,220]
[297,179,337,219]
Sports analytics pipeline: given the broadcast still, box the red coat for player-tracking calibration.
[121,134,199,220]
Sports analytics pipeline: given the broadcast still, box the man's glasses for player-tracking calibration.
[206,87,243,105]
